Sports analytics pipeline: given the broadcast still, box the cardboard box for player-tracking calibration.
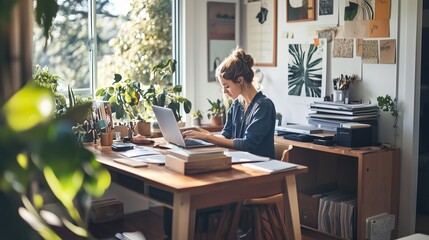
[165,154,231,175]
[90,198,123,224]
[298,192,320,229]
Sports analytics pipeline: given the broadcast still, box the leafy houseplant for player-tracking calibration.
[377,94,399,146]
[142,59,192,122]
[96,73,145,121]
[207,98,225,126]
[0,84,111,239]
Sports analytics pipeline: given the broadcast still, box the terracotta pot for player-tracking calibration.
[136,121,151,136]
[210,115,223,126]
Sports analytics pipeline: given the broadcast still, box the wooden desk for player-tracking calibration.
[275,136,400,240]
[89,144,308,240]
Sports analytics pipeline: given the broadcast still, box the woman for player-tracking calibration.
[183,48,276,158]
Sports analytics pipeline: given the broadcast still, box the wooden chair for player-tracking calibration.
[213,146,294,240]
[237,146,294,240]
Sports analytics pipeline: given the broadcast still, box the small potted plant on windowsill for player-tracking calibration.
[207,98,225,126]
[192,110,203,126]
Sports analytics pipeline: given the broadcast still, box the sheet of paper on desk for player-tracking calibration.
[224,151,270,164]
[132,155,166,164]
[118,146,162,158]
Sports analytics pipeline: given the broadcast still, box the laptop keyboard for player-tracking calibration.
[184,138,202,146]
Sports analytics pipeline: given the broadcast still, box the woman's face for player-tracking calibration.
[219,77,242,99]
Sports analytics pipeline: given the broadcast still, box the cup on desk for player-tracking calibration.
[100,132,113,146]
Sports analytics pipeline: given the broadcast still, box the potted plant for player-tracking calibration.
[142,59,192,122]
[192,110,203,126]
[207,98,225,126]
[377,94,399,146]
[95,73,151,136]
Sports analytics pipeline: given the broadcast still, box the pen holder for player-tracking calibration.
[333,90,349,104]
[100,132,113,146]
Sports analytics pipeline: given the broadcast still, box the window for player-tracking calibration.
[33,0,176,97]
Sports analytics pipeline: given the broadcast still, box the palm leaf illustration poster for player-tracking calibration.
[287,39,326,98]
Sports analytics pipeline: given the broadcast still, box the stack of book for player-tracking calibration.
[308,101,379,133]
[165,147,231,175]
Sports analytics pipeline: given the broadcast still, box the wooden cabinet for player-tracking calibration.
[275,137,400,240]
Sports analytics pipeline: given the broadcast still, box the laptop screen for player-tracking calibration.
[152,106,187,147]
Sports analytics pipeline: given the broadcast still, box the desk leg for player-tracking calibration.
[283,175,302,240]
[172,192,195,240]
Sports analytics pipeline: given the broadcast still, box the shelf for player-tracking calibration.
[89,207,167,240]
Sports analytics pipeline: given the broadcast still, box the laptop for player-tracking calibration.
[152,106,215,148]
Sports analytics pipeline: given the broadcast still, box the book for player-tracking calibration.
[165,154,231,175]
[167,147,226,161]
[310,101,377,110]
[242,160,298,173]
[308,113,378,121]
[310,107,379,116]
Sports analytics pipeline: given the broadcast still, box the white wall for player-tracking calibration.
[182,0,421,237]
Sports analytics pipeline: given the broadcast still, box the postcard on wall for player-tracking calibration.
[375,0,391,20]
[287,39,327,98]
[379,39,396,64]
[317,0,339,26]
[333,39,354,58]
[362,40,379,64]
[344,20,366,38]
[355,39,364,57]
[366,19,390,38]
[287,0,315,22]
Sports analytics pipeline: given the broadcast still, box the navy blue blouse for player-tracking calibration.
[221,91,276,159]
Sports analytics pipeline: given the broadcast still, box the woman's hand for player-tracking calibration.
[182,130,209,140]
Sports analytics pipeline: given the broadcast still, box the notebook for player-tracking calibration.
[152,106,215,148]
[242,160,298,173]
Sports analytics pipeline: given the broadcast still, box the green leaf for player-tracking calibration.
[43,166,84,208]
[107,86,115,95]
[95,88,106,96]
[183,100,192,113]
[3,84,55,131]
[172,85,182,93]
[114,73,122,83]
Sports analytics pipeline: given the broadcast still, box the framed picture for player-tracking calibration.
[286,0,315,22]
[244,0,277,66]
